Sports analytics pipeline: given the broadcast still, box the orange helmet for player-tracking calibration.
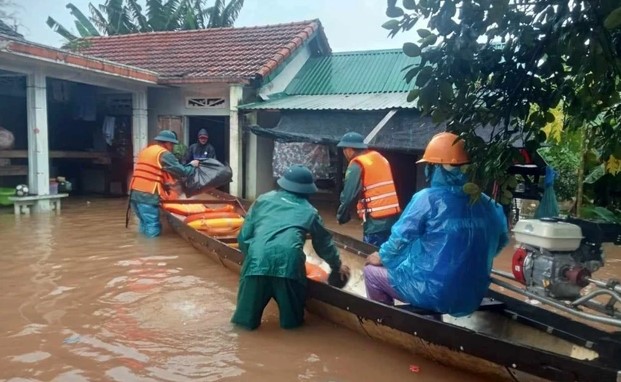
[417,132,470,165]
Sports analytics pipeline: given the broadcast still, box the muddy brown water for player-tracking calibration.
[0,197,492,381]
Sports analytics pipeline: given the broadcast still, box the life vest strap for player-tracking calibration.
[361,191,397,203]
[358,203,401,214]
[363,180,395,191]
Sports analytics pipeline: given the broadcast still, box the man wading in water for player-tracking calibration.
[128,130,198,237]
[231,165,350,330]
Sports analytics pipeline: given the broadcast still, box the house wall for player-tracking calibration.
[0,56,152,208]
[241,45,314,200]
[244,133,275,200]
[147,84,230,142]
[258,44,312,98]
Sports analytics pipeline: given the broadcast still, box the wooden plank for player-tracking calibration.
[0,165,27,176]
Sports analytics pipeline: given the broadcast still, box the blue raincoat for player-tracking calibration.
[378,166,509,317]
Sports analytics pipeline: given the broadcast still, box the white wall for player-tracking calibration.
[245,133,275,200]
[242,44,315,199]
[258,44,312,98]
[147,84,230,140]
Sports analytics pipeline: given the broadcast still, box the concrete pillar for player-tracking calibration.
[27,70,50,212]
[132,90,149,164]
[229,84,244,197]
[244,112,258,199]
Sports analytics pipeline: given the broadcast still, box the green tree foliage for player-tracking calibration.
[538,130,581,201]
[47,0,245,42]
[383,0,621,203]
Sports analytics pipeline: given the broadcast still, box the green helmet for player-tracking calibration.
[336,132,368,149]
[154,130,179,144]
[277,165,318,194]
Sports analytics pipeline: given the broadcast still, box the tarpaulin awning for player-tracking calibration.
[248,110,528,153]
[248,110,444,153]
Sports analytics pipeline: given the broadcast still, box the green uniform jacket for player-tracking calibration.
[238,189,342,283]
[336,161,399,235]
[130,150,195,205]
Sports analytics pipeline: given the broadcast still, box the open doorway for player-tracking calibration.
[187,116,229,164]
[187,116,230,193]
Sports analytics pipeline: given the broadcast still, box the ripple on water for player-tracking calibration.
[0,198,516,382]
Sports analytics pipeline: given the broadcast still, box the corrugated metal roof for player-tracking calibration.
[285,49,419,95]
[239,93,416,111]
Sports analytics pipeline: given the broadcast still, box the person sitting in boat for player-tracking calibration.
[129,130,199,238]
[363,132,509,317]
[336,132,401,247]
[183,128,217,163]
[231,165,351,330]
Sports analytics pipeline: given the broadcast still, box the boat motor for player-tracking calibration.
[493,217,621,327]
[511,218,614,300]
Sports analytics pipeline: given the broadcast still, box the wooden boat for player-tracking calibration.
[161,191,621,382]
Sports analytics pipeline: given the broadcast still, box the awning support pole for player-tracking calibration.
[363,109,398,144]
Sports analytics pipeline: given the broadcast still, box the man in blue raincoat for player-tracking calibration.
[231,165,350,330]
[363,132,509,317]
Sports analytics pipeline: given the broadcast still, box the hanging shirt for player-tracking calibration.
[238,189,342,283]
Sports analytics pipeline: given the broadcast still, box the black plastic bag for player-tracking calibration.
[328,269,350,289]
[183,158,233,197]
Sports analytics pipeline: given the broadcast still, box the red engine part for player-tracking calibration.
[512,247,528,284]
[564,266,591,288]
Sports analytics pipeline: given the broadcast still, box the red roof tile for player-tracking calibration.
[0,35,158,84]
[78,20,329,84]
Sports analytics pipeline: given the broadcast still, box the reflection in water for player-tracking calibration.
[0,198,485,381]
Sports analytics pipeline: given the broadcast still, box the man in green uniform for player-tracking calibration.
[231,165,350,330]
[129,130,198,237]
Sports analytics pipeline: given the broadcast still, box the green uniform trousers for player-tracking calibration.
[231,276,306,330]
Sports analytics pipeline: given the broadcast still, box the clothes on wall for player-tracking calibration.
[50,80,70,102]
[102,116,116,146]
[272,141,333,180]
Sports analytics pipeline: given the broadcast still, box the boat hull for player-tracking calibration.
[161,192,621,382]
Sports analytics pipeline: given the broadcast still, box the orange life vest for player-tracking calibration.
[129,145,175,200]
[352,150,401,220]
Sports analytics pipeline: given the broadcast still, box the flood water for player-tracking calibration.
[0,197,490,382]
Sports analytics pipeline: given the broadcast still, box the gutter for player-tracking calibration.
[0,37,158,84]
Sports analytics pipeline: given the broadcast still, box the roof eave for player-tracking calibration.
[0,38,159,84]
[158,76,250,85]
[255,19,330,81]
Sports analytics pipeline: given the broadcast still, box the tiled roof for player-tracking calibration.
[78,20,329,84]
[0,36,158,84]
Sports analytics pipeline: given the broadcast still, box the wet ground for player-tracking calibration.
[0,197,491,382]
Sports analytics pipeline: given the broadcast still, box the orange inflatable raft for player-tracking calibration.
[187,217,244,230]
[305,262,328,283]
[162,203,207,216]
[205,204,236,213]
[184,211,241,224]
